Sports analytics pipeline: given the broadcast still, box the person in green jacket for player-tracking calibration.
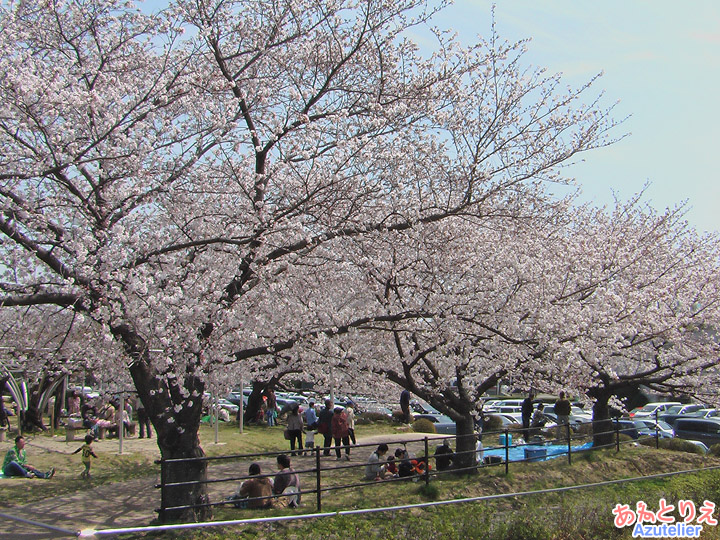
[2,435,54,479]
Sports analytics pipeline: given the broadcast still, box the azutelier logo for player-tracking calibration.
[612,499,717,538]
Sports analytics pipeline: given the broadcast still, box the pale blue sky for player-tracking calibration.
[436,1,720,234]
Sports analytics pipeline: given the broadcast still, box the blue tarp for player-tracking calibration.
[483,441,594,462]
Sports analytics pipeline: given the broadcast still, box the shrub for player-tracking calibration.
[709,443,720,457]
[413,418,437,434]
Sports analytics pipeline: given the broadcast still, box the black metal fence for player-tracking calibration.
[155,418,672,521]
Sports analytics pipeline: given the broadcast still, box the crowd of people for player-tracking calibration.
[268,398,357,461]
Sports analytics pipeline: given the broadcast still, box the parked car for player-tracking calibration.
[664,404,704,416]
[361,403,393,417]
[70,385,100,400]
[410,399,436,414]
[687,408,720,419]
[492,407,523,423]
[542,411,582,432]
[570,406,593,424]
[684,440,710,454]
[613,419,640,439]
[496,413,522,426]
[484,399,524,411]
[633,419,674,438]
[225,392,247,407]
[673,418,720,447]
[629,402,682,419]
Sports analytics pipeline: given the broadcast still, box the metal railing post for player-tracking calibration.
[655,423,660,449]
[615,419,620,452]
[315,446,322,511]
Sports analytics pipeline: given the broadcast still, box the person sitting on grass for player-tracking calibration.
[434,440,455,471]
[529,403,550,439]
[273,454,301,508]
[235,463,273,509]
[2,435,54,479]
[364,443,390,480]
[395,447,415,477]
[382,455,398,477]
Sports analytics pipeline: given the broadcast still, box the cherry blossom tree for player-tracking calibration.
[533,201,720,446]
[283,198,720,465]
[0,0,617,518]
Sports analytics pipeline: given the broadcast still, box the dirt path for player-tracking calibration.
[0,433,443,539]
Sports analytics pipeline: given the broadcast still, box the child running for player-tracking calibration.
[72,434,98,478]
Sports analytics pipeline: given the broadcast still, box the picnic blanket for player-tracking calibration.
[484,441,593,462]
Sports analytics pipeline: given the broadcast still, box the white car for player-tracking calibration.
[484,399,524,411]
[629,402,682,419]
[689,408,720,419]
[217,399,239,414]
[570,406,593,423]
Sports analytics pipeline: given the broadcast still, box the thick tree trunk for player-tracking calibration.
[21,377,55,432]
[244,382,267,423]
[453,413,478,473]
[591,391,614,448]
[114,323,211,524]
[131,362,211,523]
[156,422,210,523]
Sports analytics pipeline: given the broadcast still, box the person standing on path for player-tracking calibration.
[331,407,351,460]
[317,400,334,456]
[286,403,304,456]
[554,391,572,440]
[400,389,411,424]
[304,401,318,429]
[345,402,356,445]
